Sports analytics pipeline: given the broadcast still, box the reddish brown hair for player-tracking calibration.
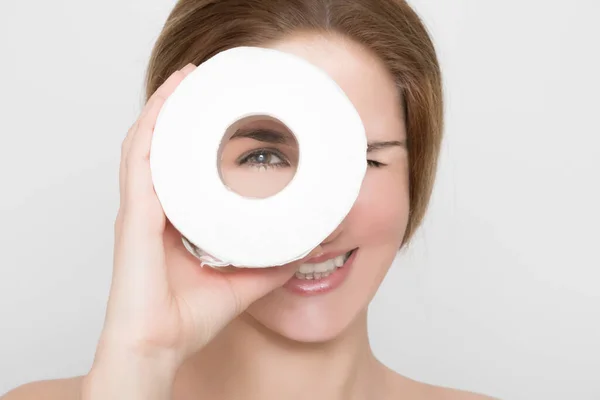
[145,0,444,247]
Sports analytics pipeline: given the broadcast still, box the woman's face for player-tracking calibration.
[219,32,410,342]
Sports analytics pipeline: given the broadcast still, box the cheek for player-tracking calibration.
[221,168,295,198]
[347,170,409,246]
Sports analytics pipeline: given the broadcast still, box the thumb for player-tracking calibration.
[211,245,324,312]
[222,262,298,311]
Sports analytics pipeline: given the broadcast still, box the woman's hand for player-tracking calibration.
[82,64,303,399]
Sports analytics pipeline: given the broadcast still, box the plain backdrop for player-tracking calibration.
[1,0,599,398]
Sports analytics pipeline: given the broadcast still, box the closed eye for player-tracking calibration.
[367,160,386,168]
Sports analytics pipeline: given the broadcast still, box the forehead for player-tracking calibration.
[266,33,406,142]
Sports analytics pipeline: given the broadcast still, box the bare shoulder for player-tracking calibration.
[382,365,498,400]
[423,384,498,400]
[1,377,83,400]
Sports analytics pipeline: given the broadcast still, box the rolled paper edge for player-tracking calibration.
[180,235,313,268]
[181,236,230,268]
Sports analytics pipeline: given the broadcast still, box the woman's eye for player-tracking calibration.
[367,160,385,168]
[237,149,290,169]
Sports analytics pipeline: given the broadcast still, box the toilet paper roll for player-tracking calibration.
[150,46,367,268]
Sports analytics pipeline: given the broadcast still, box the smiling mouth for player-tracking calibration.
[294,248,357,280]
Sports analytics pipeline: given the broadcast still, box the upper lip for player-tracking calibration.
[301,249,354,264]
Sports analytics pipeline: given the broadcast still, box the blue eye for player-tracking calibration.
[237,148,290,169]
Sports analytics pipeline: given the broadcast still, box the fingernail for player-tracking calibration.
[181,63,196,75]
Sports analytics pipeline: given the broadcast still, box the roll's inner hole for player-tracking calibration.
[217,115,299,199]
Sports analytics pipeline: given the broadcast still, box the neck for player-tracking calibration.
[176,310,386,400]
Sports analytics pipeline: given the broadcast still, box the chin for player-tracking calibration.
[246,297,358,343]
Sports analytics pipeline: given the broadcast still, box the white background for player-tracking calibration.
[1,1,599,398]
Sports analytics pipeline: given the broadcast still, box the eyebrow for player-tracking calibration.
[231,128,406,151]
[231,129,292,145]
[367,140,406,152]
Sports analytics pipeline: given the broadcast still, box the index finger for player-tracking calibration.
[121,63,196,212]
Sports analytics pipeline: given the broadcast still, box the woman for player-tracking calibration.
[4,0,495,399]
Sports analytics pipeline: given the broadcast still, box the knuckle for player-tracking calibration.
[120,137,130,156]
[114,212,124,236]
[224,279,244,316]
[127,120,138,133]
[124,152,135,169]
[151,93,167,106]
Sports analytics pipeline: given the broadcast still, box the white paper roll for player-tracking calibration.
[150,46,367,268]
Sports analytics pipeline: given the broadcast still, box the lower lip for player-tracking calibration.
[283,249,357,296]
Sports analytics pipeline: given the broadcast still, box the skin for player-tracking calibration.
[2,32,495,400]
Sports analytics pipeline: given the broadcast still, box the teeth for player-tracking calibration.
[294,271,335,280]
[294,250,354,280]
[298,260,331,274]
[334,254,345,267]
